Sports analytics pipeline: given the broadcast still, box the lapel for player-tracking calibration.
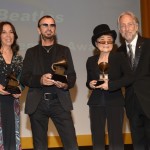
[93,54,100,75]
[37,45,45,73]
[133,36,144,71]
[31,45,45,74]
[121,36,144,71]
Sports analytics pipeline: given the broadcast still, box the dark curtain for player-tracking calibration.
[140,0,150,38]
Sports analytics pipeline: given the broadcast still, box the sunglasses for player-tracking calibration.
[97,41,113,44]
[39,23,56,28]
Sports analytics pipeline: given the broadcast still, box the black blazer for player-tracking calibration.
[86,51,133,106]
[118,35,150,118]
[20,44,76,114]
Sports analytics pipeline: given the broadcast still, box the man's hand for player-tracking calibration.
[40,73,55,86]
[54,81,68,89]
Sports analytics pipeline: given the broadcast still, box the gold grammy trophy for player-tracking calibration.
[96,62,109,86]
[5,73,21,94]
[51,58,68,83]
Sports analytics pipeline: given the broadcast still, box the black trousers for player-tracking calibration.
[89,105,124,150]
[0,95,16,150]
[128,95,150,150]
[29,96,78,150]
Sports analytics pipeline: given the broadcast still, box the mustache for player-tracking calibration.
[45,29,52,33]
[41,34,55,40]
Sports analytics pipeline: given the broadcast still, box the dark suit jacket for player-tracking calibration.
[86,51,133,106]
[118,35,150,118]
[20,44,76,114]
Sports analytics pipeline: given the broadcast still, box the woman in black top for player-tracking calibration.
[0,21,23,150]
[86,24,133,150]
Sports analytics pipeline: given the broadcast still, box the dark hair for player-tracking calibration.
[0,21,19,55]
[37,15,55,27]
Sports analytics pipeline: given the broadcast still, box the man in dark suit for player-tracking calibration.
[20,15,78,150]
[117,11,150,150]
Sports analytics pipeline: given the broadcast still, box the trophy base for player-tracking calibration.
[52,74,68,83]
[5,86,21,94]
[95,80,104,86]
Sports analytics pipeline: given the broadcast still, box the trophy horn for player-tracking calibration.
[98,62,109,72]
[51,58,68,71]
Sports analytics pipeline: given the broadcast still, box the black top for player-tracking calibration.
[86,51,133,106]
[20,43,76,113]
[0,53,23,87]
[118,36,150,118]
[40,45,57,93]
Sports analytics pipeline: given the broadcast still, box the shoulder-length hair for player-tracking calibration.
[0,21,19,55]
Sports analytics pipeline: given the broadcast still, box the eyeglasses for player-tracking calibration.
[97,41,113,44]
[39,23,56,28]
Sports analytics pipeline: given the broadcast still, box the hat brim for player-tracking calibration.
[92,30,117,47]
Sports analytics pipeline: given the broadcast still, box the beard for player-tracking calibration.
[122,32,136,42]
[41,33,55,41]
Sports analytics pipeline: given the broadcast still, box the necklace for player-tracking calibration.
[42,45,53,53]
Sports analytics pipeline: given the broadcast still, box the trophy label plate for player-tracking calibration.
[5,73,21,94]
[95,80,104,86]
[52,74,68,83]
[5,85,21,94]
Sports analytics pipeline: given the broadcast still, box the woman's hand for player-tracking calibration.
[89,80,97,89]
[12,86,22,98]
[96,79,109,90]
[12,93,22,99]
[0,84,10,95]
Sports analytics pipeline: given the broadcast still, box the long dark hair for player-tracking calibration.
[0,21,19,55]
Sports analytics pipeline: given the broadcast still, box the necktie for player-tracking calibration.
[127,44,134,67]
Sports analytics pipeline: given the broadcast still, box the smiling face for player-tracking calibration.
[0,24,15,48]
[96,35,113,53]
[38,17,56,41]
[118,14,138,43]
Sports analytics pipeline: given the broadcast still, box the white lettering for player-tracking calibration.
[9,12,19,21]
[0,9,64,23]
[0,9,8,20]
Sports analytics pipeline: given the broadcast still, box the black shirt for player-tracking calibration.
[40,45,57,94]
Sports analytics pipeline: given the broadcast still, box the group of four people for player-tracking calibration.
[0,11,150,150]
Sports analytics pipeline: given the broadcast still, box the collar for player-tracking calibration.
[125,34,138,47]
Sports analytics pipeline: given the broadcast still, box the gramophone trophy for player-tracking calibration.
[51,58,68,83]
[96,62,109,86]
[5,73,21,94]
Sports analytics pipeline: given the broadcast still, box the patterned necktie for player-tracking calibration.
[127,44,134,67]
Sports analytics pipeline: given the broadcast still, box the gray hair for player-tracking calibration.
[117,11,139,28]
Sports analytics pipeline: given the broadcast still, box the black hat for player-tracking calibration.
[91,24,117,47]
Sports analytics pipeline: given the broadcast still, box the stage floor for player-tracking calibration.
[23,144,133,150]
